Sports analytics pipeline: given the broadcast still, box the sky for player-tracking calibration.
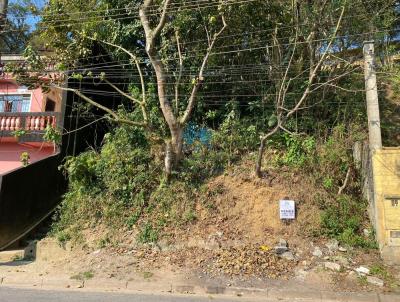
[9,0,46,29]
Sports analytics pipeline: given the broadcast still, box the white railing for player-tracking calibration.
[0,112,60,140]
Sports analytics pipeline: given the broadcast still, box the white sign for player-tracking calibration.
[280,200,296,220]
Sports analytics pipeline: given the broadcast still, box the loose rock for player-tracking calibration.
[324,262,341,271]
[332,255,349,266]
[363,229,371,238]
[355,266,370,275]
[366,276,384,287]
[279,239,288,247]
[325,239,339,253]
[274,239,289,255]
[312,247,323,257]
[338,247,347,252]
[281,251,295,261]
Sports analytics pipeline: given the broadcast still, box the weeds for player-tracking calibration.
[137,223,158,244]
[70,271,94,281]
[142,271,153,279]
[370,264,390,279]
[358,275,368,286]
[97,237,111,249]
[12,255,23,261]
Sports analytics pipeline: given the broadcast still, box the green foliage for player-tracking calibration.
[370,264,389,279]
[369,263,400,289]
[62,151,98,187]
[126,210,141,229]
[43,125,62,145]
[264,124,374,248]
[322,177,334,190]
[300,125,376,249]
[279,133,316,167]
[23,45,45,71]
[320,194,376,249]
[0,0,37,52]
[212,110,259,164]
[56,231,71,244]
[20,152,30,167]
[369,263,399,288]
[53,123,214,243]
[137,223,158,244]
[71,271,94,281]
[180,146,228,183]
[97,237,110,249]
[71,73,84,82]
[12,129,27,138]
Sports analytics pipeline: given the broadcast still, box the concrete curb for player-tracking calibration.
[0,275,399,301]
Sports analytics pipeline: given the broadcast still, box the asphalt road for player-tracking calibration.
[0,287,275,302]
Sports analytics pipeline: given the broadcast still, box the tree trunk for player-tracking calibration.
[164,126,184,179]
[255,138,266,178]
[255,125,280,178]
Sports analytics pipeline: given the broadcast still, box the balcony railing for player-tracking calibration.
[0,112,61,142]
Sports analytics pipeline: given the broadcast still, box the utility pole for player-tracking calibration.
[363,41,382,152]
[0,0,8,30]
[0,0,8,19]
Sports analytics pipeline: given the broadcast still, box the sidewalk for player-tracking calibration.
[1,240,399,302]
[0,272,399,302]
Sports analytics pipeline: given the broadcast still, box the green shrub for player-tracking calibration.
[321,195,376,248]
[269,133,316,169]
[137,223,158,244]
[212,111,259,163]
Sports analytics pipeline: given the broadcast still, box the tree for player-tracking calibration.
[0,0,37,53]
[16,0,227,178]
[138,0,226,176]
[253,0,399,178]
[10,0,399,180]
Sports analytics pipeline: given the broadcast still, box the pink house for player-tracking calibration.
[0,55,65,175]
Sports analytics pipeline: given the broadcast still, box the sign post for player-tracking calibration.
[280,199,296,222]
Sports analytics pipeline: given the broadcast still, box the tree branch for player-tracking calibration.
[338,167,351,195]
[103,79,141,104]
[140,0,176,132]
[174,31,183,114]
[103,78,149,123]
[180,16,227,125]
[86,36,147,105]
[153,0,171,41]
[140,0,171,52]
[52,85,146,128]
[287,3,346,118]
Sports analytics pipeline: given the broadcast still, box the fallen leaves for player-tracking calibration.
[203,245,296,279]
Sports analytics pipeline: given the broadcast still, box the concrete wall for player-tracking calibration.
[371,148,400,264]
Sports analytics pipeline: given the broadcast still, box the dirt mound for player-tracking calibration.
[171,160,321,249]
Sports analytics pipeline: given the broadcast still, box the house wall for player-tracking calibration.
[0,79,62,112]
[372,148,400,265]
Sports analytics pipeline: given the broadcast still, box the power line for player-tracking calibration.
[3,0,262,25]
[7,28,391,74]
[2,2,397,34]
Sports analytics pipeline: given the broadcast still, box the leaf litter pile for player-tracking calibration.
[201,245,296,279]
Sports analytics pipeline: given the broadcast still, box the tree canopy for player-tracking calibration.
[9,0,400,176]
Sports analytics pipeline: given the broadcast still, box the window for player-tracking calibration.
[0,94,31,112]
[45,98,56,112]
